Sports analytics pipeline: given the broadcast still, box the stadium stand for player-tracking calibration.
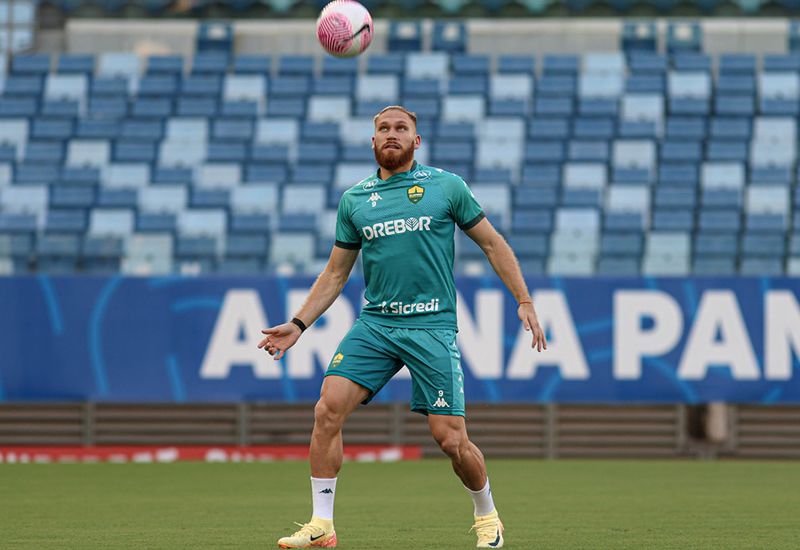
[2,45,800,276]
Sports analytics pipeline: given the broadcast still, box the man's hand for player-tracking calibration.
[518,303,547,352]
[257,323,302,361]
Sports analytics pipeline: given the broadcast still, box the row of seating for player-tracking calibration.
[33,0,800,17]
[7,51,800,79]
[3,225,800,275]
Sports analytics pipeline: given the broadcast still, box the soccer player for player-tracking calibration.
[261,105,546,549]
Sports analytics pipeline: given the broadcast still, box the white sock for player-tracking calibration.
[466,478,495,517]
[311,477,337,521]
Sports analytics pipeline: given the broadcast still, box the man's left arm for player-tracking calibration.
[464,218,547,352]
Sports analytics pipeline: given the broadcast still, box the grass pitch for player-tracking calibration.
[2,459,799,549]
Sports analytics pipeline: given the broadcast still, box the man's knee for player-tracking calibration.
[433,428,467,460]
[314,398,347,432]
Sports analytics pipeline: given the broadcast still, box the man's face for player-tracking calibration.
[372,111,421,171]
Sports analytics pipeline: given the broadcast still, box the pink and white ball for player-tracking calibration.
[316,0,374,58]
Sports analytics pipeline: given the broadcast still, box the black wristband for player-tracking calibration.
[291,317,307,333]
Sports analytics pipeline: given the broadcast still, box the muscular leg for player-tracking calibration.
[428,414,487,490]
[310,375,370,478]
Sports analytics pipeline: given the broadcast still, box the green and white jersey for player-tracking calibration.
[335,161,485,330]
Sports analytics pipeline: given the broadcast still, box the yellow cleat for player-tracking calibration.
[470,509,504,548]
[277,517,337,548]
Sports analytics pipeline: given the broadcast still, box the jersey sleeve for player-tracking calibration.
[449,177,486,231]
[334,193,362,249]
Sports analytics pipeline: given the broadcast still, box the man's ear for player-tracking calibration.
[371,136,375,149]
[414,134,421,150]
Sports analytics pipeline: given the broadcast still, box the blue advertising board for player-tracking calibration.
[0,276,798,404]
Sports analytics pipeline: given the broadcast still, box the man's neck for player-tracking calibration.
[379,160,415,180]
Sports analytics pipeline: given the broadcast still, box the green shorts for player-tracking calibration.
[324,318,465,416]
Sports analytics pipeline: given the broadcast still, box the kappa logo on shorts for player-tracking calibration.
[432,390,450,408]
[331,353,344,368]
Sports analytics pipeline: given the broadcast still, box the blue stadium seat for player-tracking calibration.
[60,167,100,186]
[3,76,43,96]
[568,140,608,162]
[542,54,579,76]
[146,55,184,76]
[121,120,163,141]
[322,57,359,77]
[132,98,172,118]
[692,257,736,275]
[601,233,643,256]
[660,141,702,162]
[497,55,535,75]
[181,75,222,96]
[191,52,229,75]
[452,54,490,76]
[432,21,466,53]
[512,210,554,233]
[366,54,405,75]
[212,118,253,141]
[669,98,710,116]
[706,140,748,162]
[538,75,576,96]
[31,118,73,141]
[207,142,247,163]
[0,98,37,117]
[267,98,306,118]
[520,164,560,187]
[46,209,88,233]
[41,100,80,117]
[388,21,423,51]
[403,78,441,98]
[698,210,742,232]
[278,55,315,77]
[233,55,271,75]
[671,53,710,71]
[525,141,565,163]
[715,95,755,116]
[625,75,664,93]
[313,77,354,95]
[628,53,667,74]
[709,117,751,140]
[719,54,756,75]
[665,117,706,139]
[654,187,696,209]
[11,54,50,75]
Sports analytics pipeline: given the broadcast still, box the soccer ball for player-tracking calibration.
[316,0,374,58]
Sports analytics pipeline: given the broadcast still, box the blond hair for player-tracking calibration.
[373,105,418,128]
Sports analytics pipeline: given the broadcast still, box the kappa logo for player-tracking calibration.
[331,353,344,368]
[407,185,425,204]
[368,192,382,207]
[413,170,431,181]
[432,390,449,408]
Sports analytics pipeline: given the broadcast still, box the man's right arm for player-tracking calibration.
[291,245,360,327]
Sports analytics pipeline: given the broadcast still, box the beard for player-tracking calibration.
[374,141,415,171]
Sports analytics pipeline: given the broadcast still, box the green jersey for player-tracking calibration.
[335,161,485,330]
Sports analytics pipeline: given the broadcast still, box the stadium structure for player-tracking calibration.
[1,1,800,467]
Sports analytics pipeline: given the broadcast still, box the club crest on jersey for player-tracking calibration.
[407,185,425,204]
[331,353,344,368]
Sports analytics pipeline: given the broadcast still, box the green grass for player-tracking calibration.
[2,460,799,549]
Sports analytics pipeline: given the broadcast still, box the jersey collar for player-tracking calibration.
[376,161,419,182]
